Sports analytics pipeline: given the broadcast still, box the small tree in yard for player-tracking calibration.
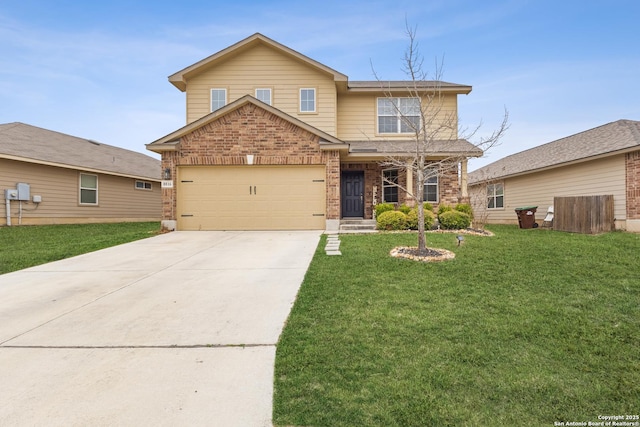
[374,24,509,254]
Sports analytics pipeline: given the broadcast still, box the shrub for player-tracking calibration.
[438,210,472,230]
[423,202,434,212]
[374,203,395,218]
[398,204,412,215]
[437,204,453,215]
[455,203,474,219]
[376,210,408,231]
[406,209,435,230]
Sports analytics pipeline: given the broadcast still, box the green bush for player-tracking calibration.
[376,210,408,231]
[438,210,472,230]
[437,204,453,215]
[398,204,412,215]
[423,202,434,212]
[406,209,435,230]
[374,203,395,218]
[455,203,474,219]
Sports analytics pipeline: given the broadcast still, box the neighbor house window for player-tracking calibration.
[255,88,272,105]
[300,88,316,112]
[135,180,152,190]
[80,173,98,205]
[423,168,438,203]
[377,97,420,134]
[382,169,399,203]
[211,88,227,112]
[487,183,504,209]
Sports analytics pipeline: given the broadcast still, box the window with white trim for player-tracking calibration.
[423,168,438,203]
[79,173,98,205]
[382,169,399,203]
[135,180,152,190]
[300,88,316,112]
[377,97,420,133]
[210,88,227,112]
[255,88,272,105]
[487,183,504,209]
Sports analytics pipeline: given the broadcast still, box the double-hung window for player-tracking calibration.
[79,173,98,205]
[211,88,227,112]
[300,88,316,112]
[423,168,438,203]
[377,97,420,134]
[382,169,399,203]
[487,183,504,209]
[255,88,272,105]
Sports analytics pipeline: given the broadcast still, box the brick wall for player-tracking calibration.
[161,103,341,221]
[626,150,640,220]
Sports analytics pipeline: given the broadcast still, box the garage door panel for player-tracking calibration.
[177,166,326,230]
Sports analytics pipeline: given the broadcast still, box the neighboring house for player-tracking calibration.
[1,122,162,226]
[468,120,640,232]
[147,33,481,231]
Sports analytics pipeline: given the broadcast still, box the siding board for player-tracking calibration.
[1,158,161,226]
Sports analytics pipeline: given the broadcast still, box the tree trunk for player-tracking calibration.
[416,157,426,251]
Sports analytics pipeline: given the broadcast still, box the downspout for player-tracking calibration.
[5,199,11,226]
[460,159,469,202]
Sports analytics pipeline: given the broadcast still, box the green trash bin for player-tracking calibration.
[515,206,538,229]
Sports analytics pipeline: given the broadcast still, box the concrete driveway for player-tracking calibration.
[0,230,321,426]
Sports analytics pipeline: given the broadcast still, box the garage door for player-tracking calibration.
[177,166,326,230]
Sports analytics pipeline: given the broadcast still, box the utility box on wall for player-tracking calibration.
[5,189,18,200]
[17,183,30,201]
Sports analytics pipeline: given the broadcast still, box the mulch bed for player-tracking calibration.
[388,228,493,262]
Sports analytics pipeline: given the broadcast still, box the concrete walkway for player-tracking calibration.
[0,230,321,426]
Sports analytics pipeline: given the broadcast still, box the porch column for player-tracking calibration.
[460,158,469,202]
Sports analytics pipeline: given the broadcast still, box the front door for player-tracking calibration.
[341,171,364,217]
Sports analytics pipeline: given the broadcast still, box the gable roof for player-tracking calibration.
[0,122,161,180]
[169,33,349,92]
[146,95,347,151]
[468,119,640,184]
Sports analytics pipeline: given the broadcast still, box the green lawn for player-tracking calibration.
[273,226,640,426]
[0,222,161,275]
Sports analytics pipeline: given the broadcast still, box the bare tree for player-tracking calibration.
[373,24,509,252]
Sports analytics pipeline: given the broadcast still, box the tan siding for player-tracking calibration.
[1,158,161,226]
[185,44,337,135]
[337,92,458,141]
[469,155,627,228]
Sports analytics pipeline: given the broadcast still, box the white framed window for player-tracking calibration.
[487,183,504,209]
[300,88,316,112]
[255,88,272,105]
[377,97,420,134]
[382,169,399,203]
[423,168,438,203]
[135,180,152,190]
[79,173,98,205]
[211,88,227,112]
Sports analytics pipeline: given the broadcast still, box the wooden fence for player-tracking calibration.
[553,195,614,234]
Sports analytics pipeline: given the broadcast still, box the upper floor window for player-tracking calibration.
[255,88,272,105]
[487,183,504,209]
[300,88,316,112]
[382,169,399,203]
[211,88,227,112]
[423,168,438,203]
[377,97,420,134]
[79,173,98,205]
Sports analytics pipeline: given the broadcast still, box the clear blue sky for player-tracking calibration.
[2,0,639,170]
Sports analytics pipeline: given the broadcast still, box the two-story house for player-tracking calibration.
[146,33,481,231]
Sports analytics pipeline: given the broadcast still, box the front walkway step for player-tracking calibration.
[339,219,377,233]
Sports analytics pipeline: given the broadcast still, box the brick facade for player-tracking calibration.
[161,103,341,222]
[626,151,640,220]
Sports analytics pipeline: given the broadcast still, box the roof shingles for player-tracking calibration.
[0,123,161,180]
[469,120,640,184]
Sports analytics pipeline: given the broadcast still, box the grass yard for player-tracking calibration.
[0,222,161,275]
[273,225,640,426]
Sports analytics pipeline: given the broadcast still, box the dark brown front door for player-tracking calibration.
[341,171,364,217]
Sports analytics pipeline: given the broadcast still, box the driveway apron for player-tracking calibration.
[0,230,321,426]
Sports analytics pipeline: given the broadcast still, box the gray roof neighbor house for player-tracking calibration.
[0,122,161,180]
[469,119,640,183]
